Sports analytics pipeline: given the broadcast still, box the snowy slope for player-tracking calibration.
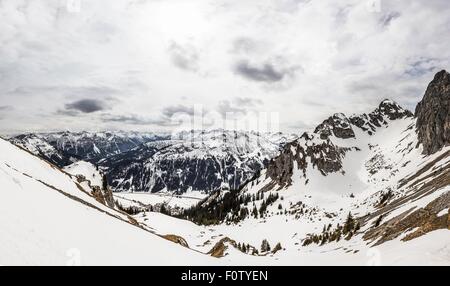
[2,72,448,265]
[168,98,449,265]
[128,212,450,265]
[0,138,215,265]
[63,161,103,187]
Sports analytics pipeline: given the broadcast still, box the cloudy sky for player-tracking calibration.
[1,0,450,135]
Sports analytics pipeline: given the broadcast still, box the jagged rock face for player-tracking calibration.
[415,70,450,155]
[10,134,75,167]
[267,135,350,187]
[313,102,412,140]
[378,100,413,120]
[314,113,355,140]
[350,100,413,135]
[267,99,412,189]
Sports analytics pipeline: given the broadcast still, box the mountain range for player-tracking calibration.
[1,70,449,265]
[11,130,295,194]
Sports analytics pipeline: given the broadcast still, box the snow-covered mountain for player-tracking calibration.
[10,131,170,167]
[177,70,449,262]
[11,130,295,194]
[0,136,215,265]
[1,70,449,265]
[101,130,294,193]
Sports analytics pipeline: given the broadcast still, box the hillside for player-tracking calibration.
[2,71,449,266]
[172,71,450,264]
[0,137,214,265]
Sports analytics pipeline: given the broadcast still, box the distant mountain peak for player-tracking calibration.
[313,100,412,140]
[377,99,413,120]
[348,99,412,135]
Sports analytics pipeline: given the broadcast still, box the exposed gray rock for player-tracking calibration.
[314,113,355,140]
[350,99,413,135]
[415,70,450,155]
[266,133,351,187]
[267,99,412,189]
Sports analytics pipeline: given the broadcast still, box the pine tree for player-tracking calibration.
[102,174,108,191]
[354,222,360,231]
[374,215,383,227]
[336,229,342,241]
[345,231,353,240]
[252,206,258,218]
[259,200,267,217]
[160,204,168,215]
[343,212,355,234]
[261,239,271,252]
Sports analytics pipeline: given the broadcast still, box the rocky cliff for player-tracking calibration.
[415,70,450,155]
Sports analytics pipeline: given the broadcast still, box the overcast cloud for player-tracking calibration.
[0,0,450,134]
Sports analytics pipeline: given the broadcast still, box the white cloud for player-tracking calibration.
[1,0,450,134]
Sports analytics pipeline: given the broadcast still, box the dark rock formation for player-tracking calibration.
[415,70,450,155]
[378,99,413,120]
[266,135,351,187]
[314,113,355,140]
[266,99,412,189]
[350,100,413,135]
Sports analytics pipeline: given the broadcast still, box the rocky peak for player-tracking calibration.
[377,99,413,120]
[314,113,355,140]
[415,69,450,155]
[350,99,412,135]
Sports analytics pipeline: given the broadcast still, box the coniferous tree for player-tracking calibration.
[252,206,258,218]
[343,212,355,234]
[374,215,383,227]
[354,222,360,231]
[102,174,108,191]
[261,239,271,252]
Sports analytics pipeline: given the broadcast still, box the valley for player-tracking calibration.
[1,70,449,266]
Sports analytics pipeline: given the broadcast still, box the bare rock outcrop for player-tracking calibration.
[163,234,189,248]
[415,70,450,155]
[350,99,413,135]
[314,113,355,140]
[266,134,351,187]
